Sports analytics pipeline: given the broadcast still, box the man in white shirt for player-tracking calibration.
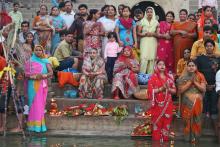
[18,21,38,44]
[60,1,75,29]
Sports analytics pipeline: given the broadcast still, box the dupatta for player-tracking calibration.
[139,7,158,32]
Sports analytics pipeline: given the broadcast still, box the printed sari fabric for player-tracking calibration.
[112,48,140,98]
[177,71,206,141]
[32,15,53,54]
[78,56,107,99]
[25,54,50,132]
[116,18,136,46]
[171,21,196,71]
[156,21,174,73]
[148,70,175,141]
[84,21,103,55]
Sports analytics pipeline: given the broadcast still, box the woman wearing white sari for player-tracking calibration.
[137,7,159,74]
[98,5,117,57]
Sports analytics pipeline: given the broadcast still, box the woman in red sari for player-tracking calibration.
[156,11,175,73]
[112,46,139,99]
[148,60,176,141]
[170,9,197,72]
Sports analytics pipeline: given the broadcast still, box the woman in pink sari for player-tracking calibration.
[156,11,175,73]
[25,45,53,132]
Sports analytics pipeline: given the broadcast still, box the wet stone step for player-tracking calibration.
[4,115,216,138]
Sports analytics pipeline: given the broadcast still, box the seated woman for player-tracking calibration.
[78,48,107,99]
[177,60,206,143]
[147,60,176,141]
[112,46,139,99]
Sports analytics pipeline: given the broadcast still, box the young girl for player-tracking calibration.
[104,32,121,83]
[115,5,137,48]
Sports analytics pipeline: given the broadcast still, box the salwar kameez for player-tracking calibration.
[139,7,158,74]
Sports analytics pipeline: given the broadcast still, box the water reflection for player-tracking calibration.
[27,137,47,147]
[0,136,219,147]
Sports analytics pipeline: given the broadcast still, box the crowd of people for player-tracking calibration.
[0,0,220,144]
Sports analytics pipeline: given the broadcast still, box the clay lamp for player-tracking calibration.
[169,131,175,146]
[49,98,58,115]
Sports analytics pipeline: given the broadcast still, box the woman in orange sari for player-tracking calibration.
[170,9,197,72]
[177,60,206,143]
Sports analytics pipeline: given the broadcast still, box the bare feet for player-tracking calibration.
[113,95,119,100]
[10,127,23,133]
[97,97,103,100]
[0,127,5,132]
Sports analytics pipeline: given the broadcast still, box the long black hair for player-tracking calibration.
[87,9,99,21]
[25,32,35,51]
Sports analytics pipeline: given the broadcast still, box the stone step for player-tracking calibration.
[49,82,147,98]
[46,98,150,114]
[4,114,216,137]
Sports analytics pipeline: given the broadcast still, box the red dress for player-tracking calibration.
[148,72,175,141]
[156,21,174,73]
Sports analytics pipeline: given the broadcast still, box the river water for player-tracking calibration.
[0,136,219,147]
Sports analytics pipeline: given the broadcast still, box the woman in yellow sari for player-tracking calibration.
[177,60,206,143]
[137,7,158,74]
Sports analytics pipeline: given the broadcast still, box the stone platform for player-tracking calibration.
[4,98,216,139]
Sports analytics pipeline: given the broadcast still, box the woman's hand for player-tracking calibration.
[55,28,62,32]
[119,41,124,47]
[133,42,137,48]
[89,31,94,35]
[180,30,187,37]
[131,66,138,72]
[145,32,151,37]
[164,33,171,40]
[42,74,48,79]
[88,73,96,78]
